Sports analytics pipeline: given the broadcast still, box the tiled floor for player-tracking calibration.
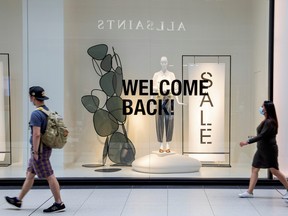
[1,186,288,216]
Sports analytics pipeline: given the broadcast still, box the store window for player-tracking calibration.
[1,0,271,180]
[63,0,270,179]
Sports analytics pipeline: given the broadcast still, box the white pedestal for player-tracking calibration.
[132,151,201,174]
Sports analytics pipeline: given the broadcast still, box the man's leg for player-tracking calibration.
[46,174,62,203]
[42,174,66,213]
[18,171,36,201]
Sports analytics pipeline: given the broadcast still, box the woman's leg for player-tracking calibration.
[269,168,288,189]
[248,167,260,194]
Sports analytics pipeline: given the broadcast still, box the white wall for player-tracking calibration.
[24,0,64,166]
[274,0,288,174]
[0,0,23,164]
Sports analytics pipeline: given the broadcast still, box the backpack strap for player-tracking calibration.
[36,107,51,116]
[36,107,51,153]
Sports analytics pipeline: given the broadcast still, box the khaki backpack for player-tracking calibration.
[37,107,69,149]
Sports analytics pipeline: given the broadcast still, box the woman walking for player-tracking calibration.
[239,100,288,199]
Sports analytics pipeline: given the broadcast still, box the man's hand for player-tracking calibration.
[33,153,39,161]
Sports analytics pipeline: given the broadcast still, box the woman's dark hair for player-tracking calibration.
[263,100,278,131]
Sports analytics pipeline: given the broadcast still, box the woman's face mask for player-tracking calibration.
[259,106,265,115]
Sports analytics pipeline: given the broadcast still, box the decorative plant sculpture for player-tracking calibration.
[81,44,136,166]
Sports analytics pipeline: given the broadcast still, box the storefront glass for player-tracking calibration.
[0,0,271,180]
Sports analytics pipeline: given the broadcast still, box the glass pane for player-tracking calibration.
[63,0,270,179]
[0,53,11,166]
[0,0,271,180]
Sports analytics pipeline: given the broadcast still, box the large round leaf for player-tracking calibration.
[81,95,99,113]
[87,44,108,60]
[100,72,115,97]
[93,109,118,137]
[106,96,126,123]
[91,89,108,109]
[101,54,112,72]
[108,132,136,165]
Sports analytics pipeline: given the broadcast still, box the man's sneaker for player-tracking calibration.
[238,191,254,198]
[43,202,66,213]
[282,191,288,199]
[5,196,22,208]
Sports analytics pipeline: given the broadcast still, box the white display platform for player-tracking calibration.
[132,151,201,174]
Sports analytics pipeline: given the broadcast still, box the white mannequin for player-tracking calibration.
[152,56,184,153]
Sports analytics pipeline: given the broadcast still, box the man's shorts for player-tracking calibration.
[27,145,54,178]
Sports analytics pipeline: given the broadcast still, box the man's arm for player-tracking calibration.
[32,126,41,160]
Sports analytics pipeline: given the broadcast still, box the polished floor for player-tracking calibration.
[1,186,288,216]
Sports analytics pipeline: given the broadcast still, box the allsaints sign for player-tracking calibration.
[97,20,186,32]
[188,63,225,161]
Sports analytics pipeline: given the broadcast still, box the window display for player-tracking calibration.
[0,0,273,180]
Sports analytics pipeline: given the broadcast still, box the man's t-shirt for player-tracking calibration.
[29,105,48,145]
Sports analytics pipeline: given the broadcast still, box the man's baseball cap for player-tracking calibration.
[29,86,49,101]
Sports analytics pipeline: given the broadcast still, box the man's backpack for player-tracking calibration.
[37,107,69,149]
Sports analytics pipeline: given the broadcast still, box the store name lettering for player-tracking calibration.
[97,20,186,32]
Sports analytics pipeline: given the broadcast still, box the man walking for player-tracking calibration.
[5,86,65,213]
